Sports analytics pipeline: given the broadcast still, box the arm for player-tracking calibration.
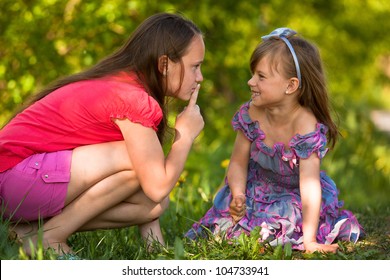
[299,153,338,253]
[115,85,204,203]
[226,130,251,223]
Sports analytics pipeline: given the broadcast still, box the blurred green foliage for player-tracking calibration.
[1,0,389,213]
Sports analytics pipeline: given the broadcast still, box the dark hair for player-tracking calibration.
[250,36,339,148]
[8,12,202,143]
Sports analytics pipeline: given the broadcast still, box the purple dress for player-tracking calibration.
[186,101,364,250]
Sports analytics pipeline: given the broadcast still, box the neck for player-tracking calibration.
[264,102,302,127]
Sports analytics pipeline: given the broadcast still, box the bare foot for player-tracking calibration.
[10,221,40,238]
[9,221,73,256]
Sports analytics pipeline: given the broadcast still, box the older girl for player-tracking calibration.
[1,12,205,257]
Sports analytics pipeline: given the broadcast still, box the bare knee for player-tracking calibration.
[121,170,139,188]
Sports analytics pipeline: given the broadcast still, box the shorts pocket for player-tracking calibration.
[41,171,70,183]
[26,153,45,170]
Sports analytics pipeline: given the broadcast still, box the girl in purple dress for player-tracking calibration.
[186,28,363,253]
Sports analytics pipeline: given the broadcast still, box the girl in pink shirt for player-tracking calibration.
[0,12,205,258]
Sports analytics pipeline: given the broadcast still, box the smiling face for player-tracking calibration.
[165,35,205,101]
[247,55,291,107]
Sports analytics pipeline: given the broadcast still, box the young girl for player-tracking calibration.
[0,12,205,257]
[186,28,363,253]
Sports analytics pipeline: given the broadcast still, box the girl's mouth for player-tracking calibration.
[251,91,260,97]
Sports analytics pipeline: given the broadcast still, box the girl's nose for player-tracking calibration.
[247,76,254,86]
[196,71,203,83]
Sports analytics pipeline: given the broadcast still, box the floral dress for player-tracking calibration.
[186,101,364,250]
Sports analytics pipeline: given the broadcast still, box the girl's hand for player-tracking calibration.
[175,84,204,142]
[304,241,339,254]
[229,194,246,224]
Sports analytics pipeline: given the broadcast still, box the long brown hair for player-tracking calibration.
[7,12,202,143]
[250,36,339,148]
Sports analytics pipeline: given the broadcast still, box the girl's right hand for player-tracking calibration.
[174,84,204,141]
[304,241,339,253]
[229,194,246,224]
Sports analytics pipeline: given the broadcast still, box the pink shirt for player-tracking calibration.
[0,72,163,172]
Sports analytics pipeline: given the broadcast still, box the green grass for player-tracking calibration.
[1,194,388,260]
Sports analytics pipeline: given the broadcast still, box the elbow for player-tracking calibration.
[144,189,168,204]
[140,178,172,203]
[150,195,166,204]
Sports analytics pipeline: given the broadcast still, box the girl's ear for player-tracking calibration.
[158,55,168,75]
[286,77,300,94]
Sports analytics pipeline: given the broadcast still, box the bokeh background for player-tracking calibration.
[1,0,389,256]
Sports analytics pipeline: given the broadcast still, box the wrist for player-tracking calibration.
[173,129,195,144]
[231,190,246,200]
[303,236,317,246]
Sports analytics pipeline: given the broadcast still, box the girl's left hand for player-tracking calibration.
[304,241,339,253]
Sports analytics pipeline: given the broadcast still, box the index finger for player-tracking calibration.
[188,83,200,107]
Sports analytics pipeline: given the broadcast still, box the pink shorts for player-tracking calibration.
[0,150,72,222]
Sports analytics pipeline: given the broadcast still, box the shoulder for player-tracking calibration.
[54,73,145,100]
[290,108,329,160]
[232,101,265,142]
[294,107,318,135]
[61,75,157,111]
[68,73,162,128]
[84,72,156,106]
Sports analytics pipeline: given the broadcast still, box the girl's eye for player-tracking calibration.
[192,64,201,72]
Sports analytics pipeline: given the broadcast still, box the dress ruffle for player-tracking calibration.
[186,101,364,250]
[290,123,329,160]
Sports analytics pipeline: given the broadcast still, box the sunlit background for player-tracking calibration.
[1,0,389,231]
